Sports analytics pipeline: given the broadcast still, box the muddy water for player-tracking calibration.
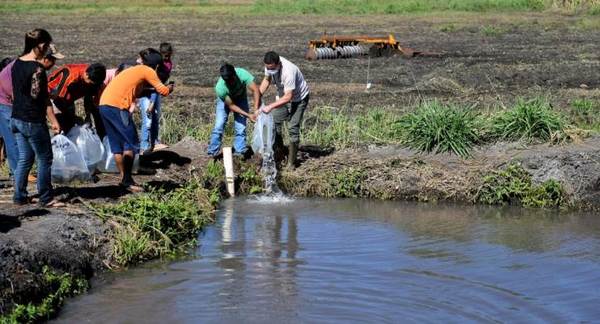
[55,198,600,323]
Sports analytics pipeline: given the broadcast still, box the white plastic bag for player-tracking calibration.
[252,111,275,156]
[51,134,90,183]
[67,124,104,172]
[98,136,139,174]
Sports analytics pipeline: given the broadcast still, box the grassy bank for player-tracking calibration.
[2,0,599,14]
[300,97,593,157]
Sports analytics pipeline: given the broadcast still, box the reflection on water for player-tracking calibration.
[55,199,600,323]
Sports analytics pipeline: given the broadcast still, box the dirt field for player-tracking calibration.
[3,8,600,318]
[1,11,599,121]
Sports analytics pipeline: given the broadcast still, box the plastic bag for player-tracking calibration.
[252,111,275,156]
[51,134,90,183]
[67,124,104,172]
[98,136,139,174]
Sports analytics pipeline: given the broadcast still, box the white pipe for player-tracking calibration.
[223,147,235,197]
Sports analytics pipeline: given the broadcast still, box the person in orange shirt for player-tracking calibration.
[47,63,106,136]
[98,52,174,192]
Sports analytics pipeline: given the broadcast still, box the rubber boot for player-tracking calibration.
[287,142,298,170]
[273,133,286,165]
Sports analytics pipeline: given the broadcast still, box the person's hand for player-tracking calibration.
[168,83,175,93]
[262,104,273,114]
[51,121,61,134]
[249,113,257,122]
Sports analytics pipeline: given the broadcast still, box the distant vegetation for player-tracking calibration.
[253,0,600,14]
[2,0,599,14]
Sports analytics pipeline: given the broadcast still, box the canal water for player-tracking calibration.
[55,198,600,323]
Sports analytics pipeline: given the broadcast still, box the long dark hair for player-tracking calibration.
[22,28,52,56]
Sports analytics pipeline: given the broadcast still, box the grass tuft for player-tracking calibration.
[490,98,566,142]
[395,101,482,157]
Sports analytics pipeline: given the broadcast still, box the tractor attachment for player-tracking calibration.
[305,33,441,60]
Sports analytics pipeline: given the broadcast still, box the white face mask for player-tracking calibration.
[266,68,279,76]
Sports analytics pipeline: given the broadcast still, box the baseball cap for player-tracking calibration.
[46,44,65,59]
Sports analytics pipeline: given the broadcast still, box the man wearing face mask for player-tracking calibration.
[256,51,309,169]
[207,63,260,157]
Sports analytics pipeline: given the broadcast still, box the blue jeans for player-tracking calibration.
[11,118,53,204]
[138,93,161,151]
[0,104,18,175]
[207,98,249,156]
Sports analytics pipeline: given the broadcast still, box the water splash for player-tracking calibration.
[252,111,289,200]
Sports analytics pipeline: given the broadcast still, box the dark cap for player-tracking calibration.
[142,52,163,69]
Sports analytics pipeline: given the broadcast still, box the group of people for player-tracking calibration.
[0,28,175,206]
[0,27,310,208]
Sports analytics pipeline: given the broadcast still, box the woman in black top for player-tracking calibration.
[11,28,61,207]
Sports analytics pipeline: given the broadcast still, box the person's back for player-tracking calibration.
[100,64,169,110]
[47,63,89,107]
[12,59,49,123]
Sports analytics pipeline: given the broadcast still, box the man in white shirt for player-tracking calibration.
[257,51,310,169]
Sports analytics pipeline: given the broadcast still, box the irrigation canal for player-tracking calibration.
[55,197,600,323]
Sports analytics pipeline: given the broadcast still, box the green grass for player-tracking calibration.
[252,0,548,14]
[480,25,508,36]
[395,101,483,157]
[301,106,400,148]
[476,163,565,207]
[0,267,87,324]
[2,0,598,14]
[569,98,600,129]
[95,181,216,266]
[490,98,566,142]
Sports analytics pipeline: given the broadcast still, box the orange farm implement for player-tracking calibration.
[305,33,441,60]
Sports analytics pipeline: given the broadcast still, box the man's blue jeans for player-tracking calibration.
[11,118,53,204]
[207,98,249,156]
[138,93,161,151]
[0,104,18,175]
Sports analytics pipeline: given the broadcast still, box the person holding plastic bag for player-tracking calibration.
[255,51,310,169]
[207,63,261,158]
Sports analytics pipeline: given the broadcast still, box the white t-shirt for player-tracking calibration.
[265,56,309,102]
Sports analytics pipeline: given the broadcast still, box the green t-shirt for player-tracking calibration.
[215,67,254,102]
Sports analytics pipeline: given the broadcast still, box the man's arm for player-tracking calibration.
[262,90,292,113]
[224,95,253,120]
[259,76,270,95]
[46,101,61,134]
[248,82,261,113]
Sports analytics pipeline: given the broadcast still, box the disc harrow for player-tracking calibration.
[305,33,441,60]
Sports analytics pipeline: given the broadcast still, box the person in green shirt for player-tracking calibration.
[207,63,261,157]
